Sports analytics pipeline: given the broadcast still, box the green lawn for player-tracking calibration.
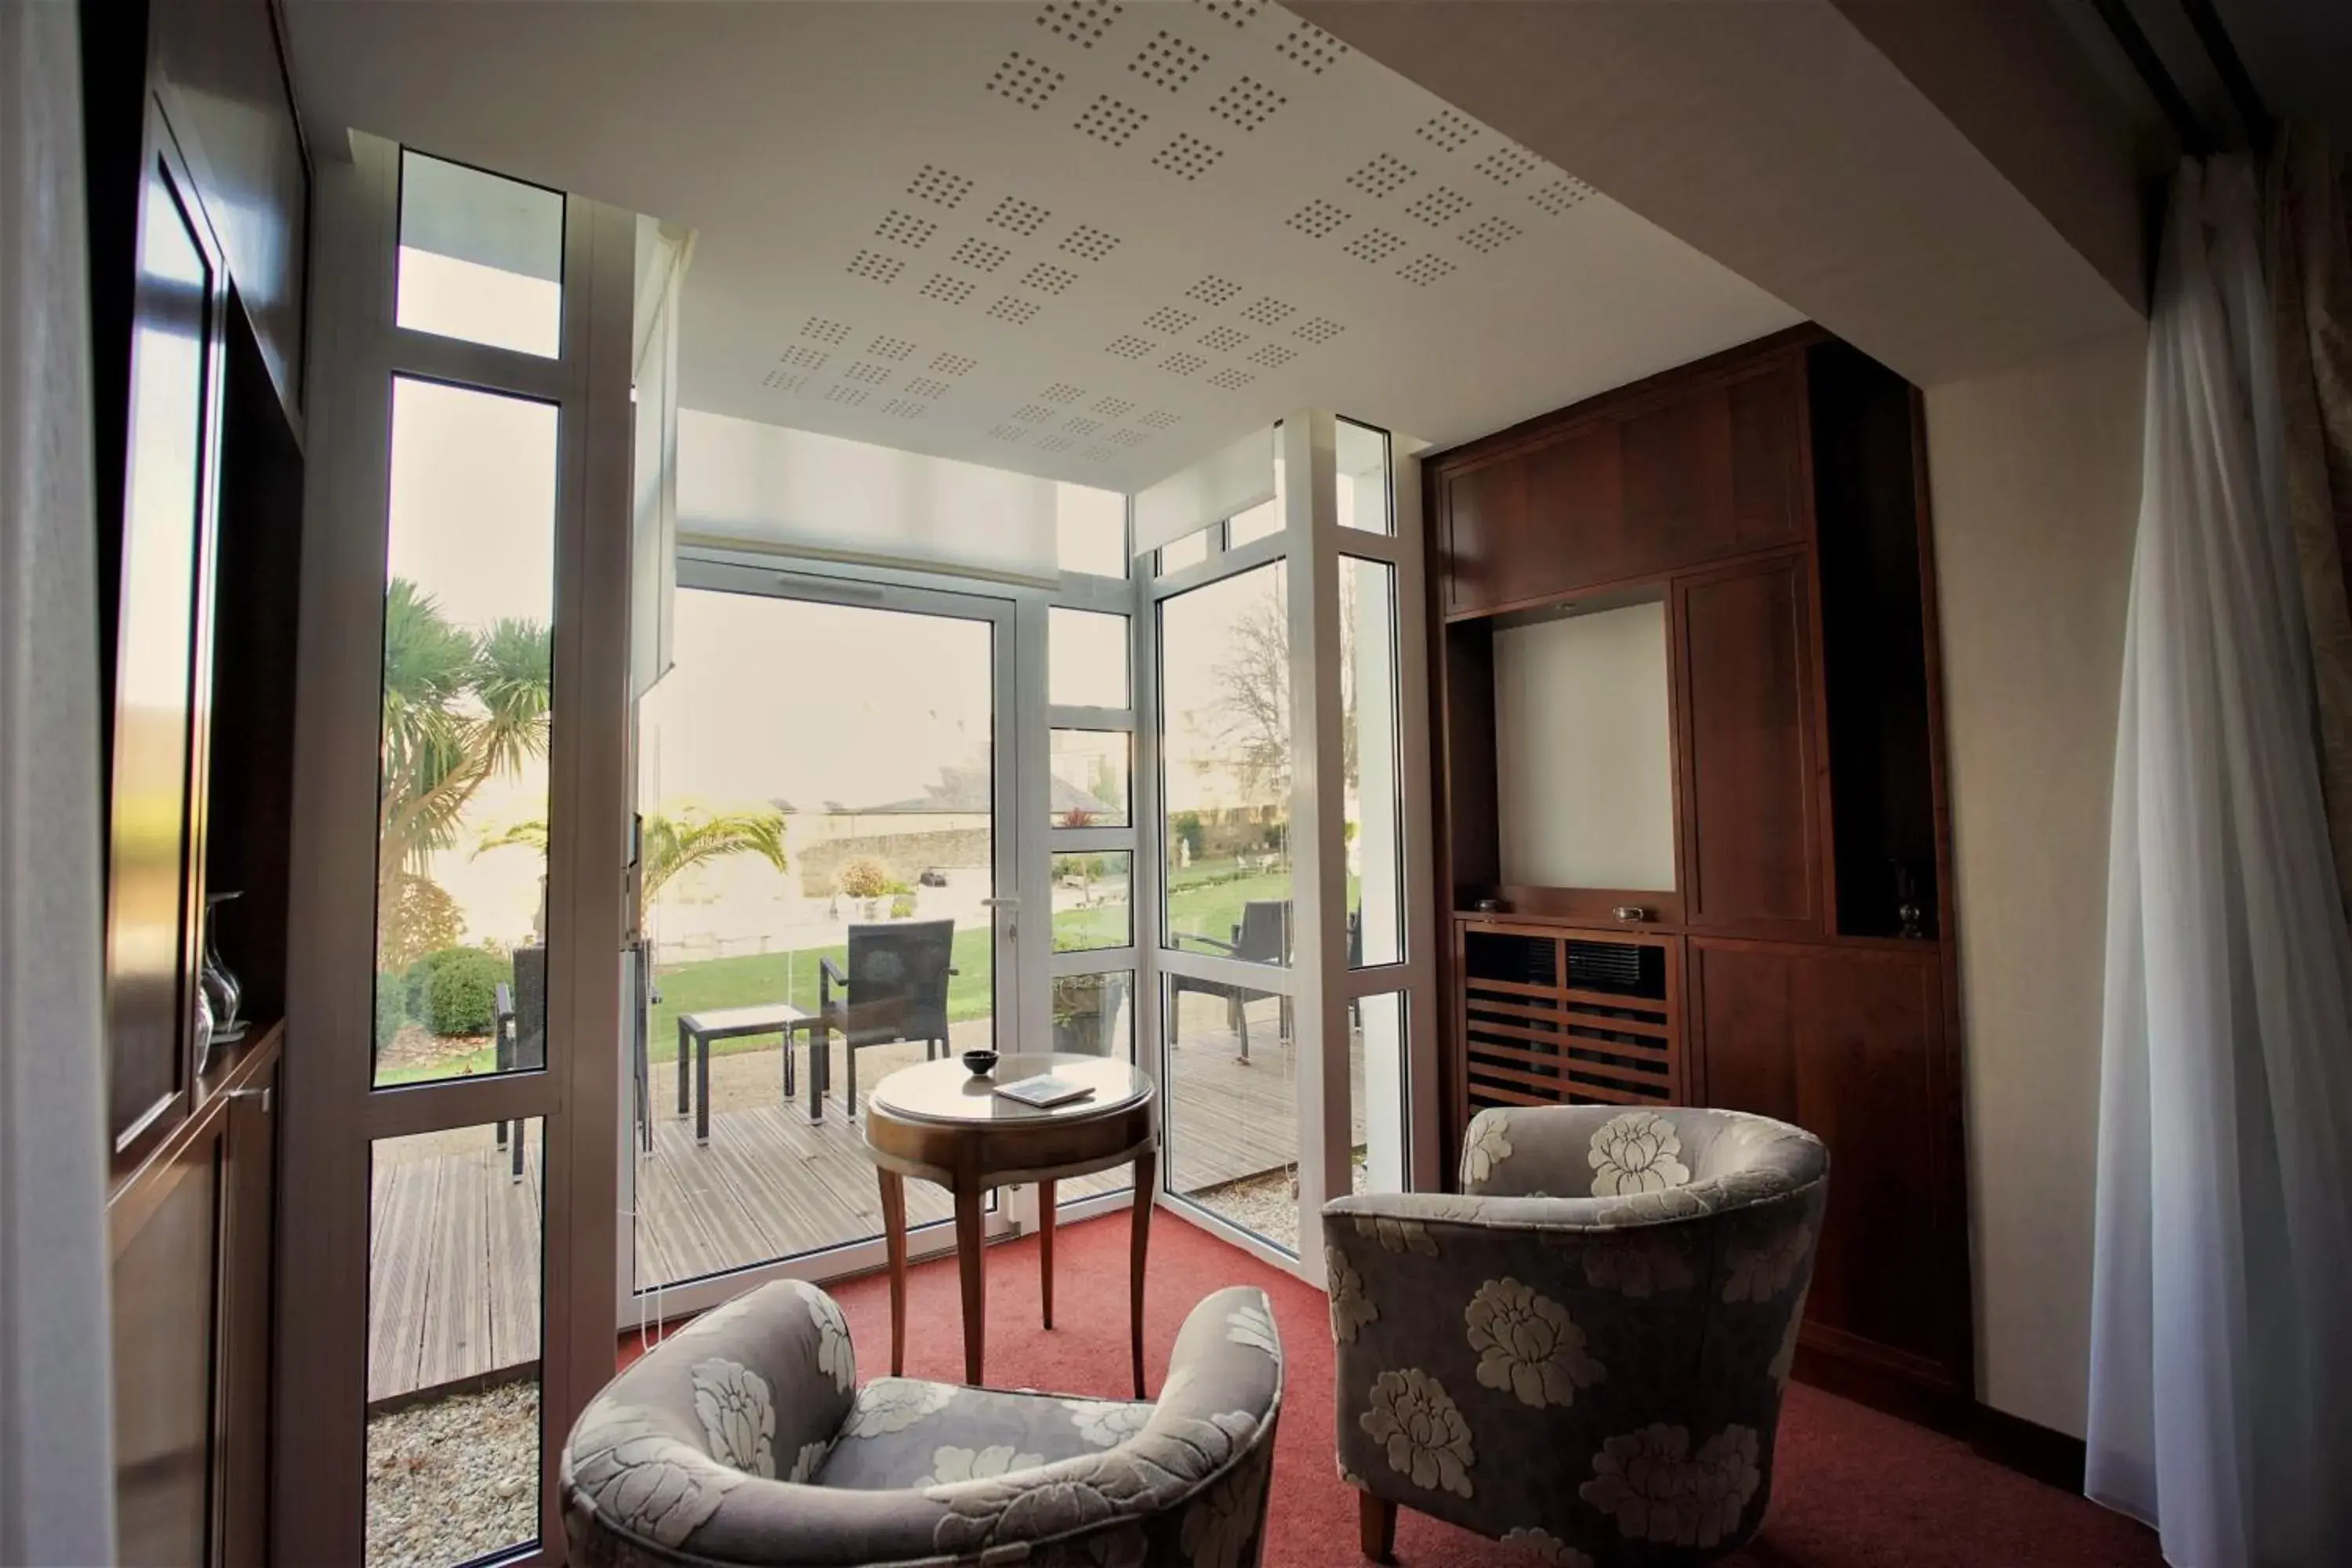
[379,861,1312,1080]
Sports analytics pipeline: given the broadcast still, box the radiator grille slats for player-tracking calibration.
[1459,924,1680,1116]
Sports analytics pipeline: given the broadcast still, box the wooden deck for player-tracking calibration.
[369,999,1333,1404]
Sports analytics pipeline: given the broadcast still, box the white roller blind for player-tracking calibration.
[629,219,689,699]
[1133,423,1276,554]
[677,411,1062,583]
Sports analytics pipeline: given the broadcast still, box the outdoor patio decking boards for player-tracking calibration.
[368,1014,1334,1404]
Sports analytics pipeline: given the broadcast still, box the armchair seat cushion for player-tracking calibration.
[812,1380,1152,1491]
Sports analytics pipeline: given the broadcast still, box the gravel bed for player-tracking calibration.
[1189,1166,1301,1253]
[366,1380,540,1568]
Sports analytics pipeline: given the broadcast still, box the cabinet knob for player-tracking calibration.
[227,1086,272,1114]
[1612,905,1650,924]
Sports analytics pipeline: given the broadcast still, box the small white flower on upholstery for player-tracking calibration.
[1178,1450,1270,1568]
[1463,1112,1515,1185]
[1225,1299,1281,1357]
[840,1377,956,1437]
[690,1359,776,1478]
[1360,1369,1475,1498]
[1723,1222,1813,1304]
[1326,1247,1378,1344]
[1769,1292,1808,1388]
[800,1287,855,1393]
[1576,1235,1695,1298]
[1588,1112,1690,1196]
[784,1439,829,1484]
[920,1443,1046,1485]
[1354,1214,1439,1256]
[1464,1279,1604,1409]
[1064,1399,1152,1447]
[1336,1461,1365,1488]
[1578,1423,1760,1548]
[568,1401,744,1548]
[1501,1526,1596,1566]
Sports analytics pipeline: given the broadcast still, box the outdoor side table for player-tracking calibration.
[674,1002,824,1142]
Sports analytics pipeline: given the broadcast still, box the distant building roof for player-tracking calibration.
[854,764,1112,818]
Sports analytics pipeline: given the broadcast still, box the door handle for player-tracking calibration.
[226,1086,272,1114]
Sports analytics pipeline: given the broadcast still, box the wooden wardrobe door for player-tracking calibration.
[1675,553,1824,935]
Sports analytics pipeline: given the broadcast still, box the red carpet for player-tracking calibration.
[626,1213,2163,1566]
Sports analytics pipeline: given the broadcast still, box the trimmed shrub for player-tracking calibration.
[888,893,916,920]
[404,946,510,1037]
[373,973,408,1057]
[838,858,891,899]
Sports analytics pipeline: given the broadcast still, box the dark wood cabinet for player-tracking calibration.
[1427,326,1970,1415]
[1689,942,1966,1393]
[1675,553,1824,935]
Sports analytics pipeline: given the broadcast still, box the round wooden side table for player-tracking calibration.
[861,1052,1158,1395]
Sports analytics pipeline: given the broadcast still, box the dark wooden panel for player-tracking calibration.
[1523,419,1627,585]
[1676,554,1822,933]
[1690,939,1965,1388]
[114,1136,221,1568]
[1440,458,1534,614]
[1440,619,1500,894]
[1617,384,1734,574]
[1727,361,1809,552]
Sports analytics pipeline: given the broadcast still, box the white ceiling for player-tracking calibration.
[283,1,1802,489]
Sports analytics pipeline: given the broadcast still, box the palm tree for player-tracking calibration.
[477,804,789,908]
[376,579,552,964]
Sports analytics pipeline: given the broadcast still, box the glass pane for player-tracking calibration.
[368,1119,544,1567]
[1057,483,1127,578]
[1050,607,1131,708]
[1227,428,1287,548]
[1344,557,1405,967]
[1160,561,1291,964]
[1052,851,1132,953]
[372,379,558,1090]
[1163,975,1297,1253]
[1050,729,1131,828]
[1054,971,1136,1202]
[1338,419,1394,535]
[397,151,564,357]
[1351,991,1410,1195]
[632,587,997,1287]
[1157,525,1211,575]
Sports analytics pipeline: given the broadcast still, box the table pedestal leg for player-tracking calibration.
[878,1170,908,1376]
[1038,1180,1056,1329]
[1131,1148,1156,1397]
[954,1181,987,1385]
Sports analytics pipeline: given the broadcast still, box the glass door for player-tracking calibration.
[622,562,1018,1315]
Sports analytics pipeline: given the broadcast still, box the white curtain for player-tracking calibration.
[2089,158,2352,1566]
[0,2,118,1563]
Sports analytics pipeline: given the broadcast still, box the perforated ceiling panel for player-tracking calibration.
[285,0,1801,492]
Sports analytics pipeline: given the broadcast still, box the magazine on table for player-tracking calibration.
[993,1073,1094,1109]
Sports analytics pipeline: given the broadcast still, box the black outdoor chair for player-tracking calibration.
[1169,898,1291,1063]
[490,978,526,1181]
[819,919,958,1114]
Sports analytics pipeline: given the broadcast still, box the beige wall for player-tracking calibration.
[1924,329,2145,1436]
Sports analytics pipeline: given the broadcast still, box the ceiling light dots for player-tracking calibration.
[873,210,938,249]
[1527,174,1597,216]
[1273,20,1348,74]
[1014,403,1054,422]
[1207,367,1254,390]
[1209,77,1286,132]
[779,345,829,371]
[1036,433,1076,452]
[1129,30,1207,93]
[1036,0,1123,49]
[1415,109,1479,153]
[1143,306,1197,334]
[1396,253,1457,287]
[1151,132,1222,180]
[1162,351,1207,376]
[1109,427,1151,446]
[1294,316,1345,343]
[918,274,977,305]
[1066,416,1103,435]
[989,423,1027,441]
[825,384,870,406]
[990,196,1053,237]
[1474,143,1540,186]
[1345,152,1416,199]
[952,237,1012,273]
[987,296,1043,324]
[1403,186,1472,227]
[1199,325,1250,353]
[866,335,918,361]
[1286,198,1349,240]
[1084,445,1117,462]
[882,397,927,418]
[988,50,1067,111]
[1238,296,1293,326]
[1457,216,1522,254]
[1043,383,1085,402]
[1022,263,1080,296]
[1074,93,1150,148]
[843,361,894,384]
[1105,334,1156,359]
[1185,275,1241,307]
[846,249,905,285]
[1246,342,1295,367]
[1062,224,1122,262]
[930,352,978,376]
[1094,396,1135,417]
[802,316,852,345]
[1193,0,1261,27]
[906,164,975,209]
[1141,408,1181,428]
[904,376,953,399]
[760,370,805,392]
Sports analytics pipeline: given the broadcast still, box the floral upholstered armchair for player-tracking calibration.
[561,1279,1283,1568]
[1323,1106,1828,1566]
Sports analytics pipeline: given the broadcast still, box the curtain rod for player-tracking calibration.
[2089,0,2216,154]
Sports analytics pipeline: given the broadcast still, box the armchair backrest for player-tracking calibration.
[1232,899,1290,964]
[1325,1106,1827,1564]
[839,920,956,1047]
